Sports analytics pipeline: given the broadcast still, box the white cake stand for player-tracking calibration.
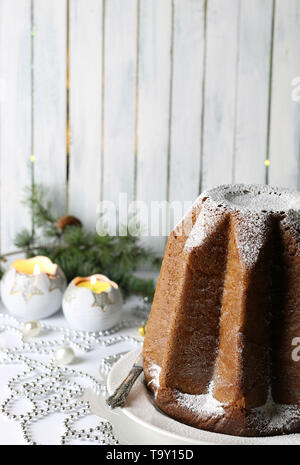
[84,349,300,445]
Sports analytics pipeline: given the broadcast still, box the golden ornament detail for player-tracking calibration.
[138,322,147,337]
[56,215,82,230]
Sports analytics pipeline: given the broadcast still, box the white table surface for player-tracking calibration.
[0,297,144,445]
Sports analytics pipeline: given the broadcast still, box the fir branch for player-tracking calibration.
[14,228,34,249]
[6,183,161,300]
[23,184,56,228]
[0,263,4,280]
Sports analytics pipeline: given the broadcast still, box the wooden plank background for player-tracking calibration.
[0,0,299,256]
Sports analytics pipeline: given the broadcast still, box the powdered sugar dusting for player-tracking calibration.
[183,184,300,268]
[175,381,225,419]
[147,363,161,390]
[173,386,300,435]
[251,390,300,434]
[175,391,224,418]
[184,204,226,252]
[233,212,269,267]
[203,184,300,213]
[146,363,300,435]
[148,362,225,418]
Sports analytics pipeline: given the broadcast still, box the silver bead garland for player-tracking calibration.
[0,303,150,445]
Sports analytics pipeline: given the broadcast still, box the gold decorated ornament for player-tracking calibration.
[62,275,123,332]
[56,215,82,231]
[1,256,67,320]
[138,322,147,337]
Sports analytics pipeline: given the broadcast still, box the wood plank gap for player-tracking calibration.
[166,0,175,204]
[198,0,207,194]
[30,0,35,236]
[265,0,276,185]
[165,0,175,244]
[231,0,241,184]
[66,0,70,213]
[133,0,140,202]
[100,0,106,202]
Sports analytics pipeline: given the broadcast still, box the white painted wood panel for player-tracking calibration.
[0,0,32,253]
[102,0,137,226]
[269,0,300,189]
[169,0,204,212]
[202,0,240,191]
[136,0,172,254]
[69,0,103,231]
[234,0,272,185]
[34,0,67,215]
[1,0,300,255]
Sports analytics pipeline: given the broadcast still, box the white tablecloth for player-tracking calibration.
[0,297,144,445]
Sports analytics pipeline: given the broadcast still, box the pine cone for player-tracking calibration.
[56,215,82,230]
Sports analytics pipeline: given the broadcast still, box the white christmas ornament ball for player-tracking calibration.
[55,345,75,365]
[23,320,41,338]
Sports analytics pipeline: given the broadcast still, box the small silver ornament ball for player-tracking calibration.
[23,320,41,338]
[55,345,75,365]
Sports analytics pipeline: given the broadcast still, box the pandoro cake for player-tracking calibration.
[143,184,300,437]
